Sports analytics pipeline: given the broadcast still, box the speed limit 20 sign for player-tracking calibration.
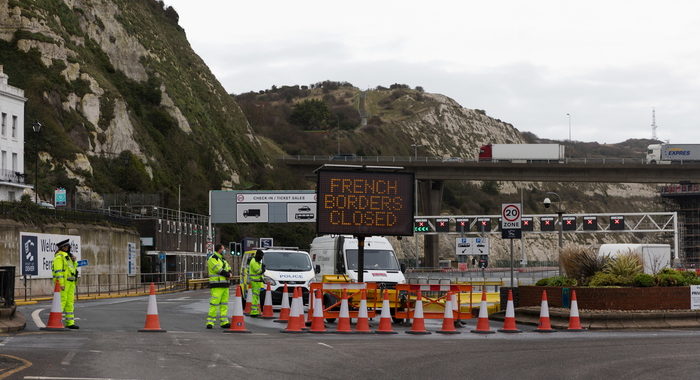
[501,203,522,239]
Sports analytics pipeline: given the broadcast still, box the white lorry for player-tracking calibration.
[310,235,406,285]
[478,144,566,163]
[646,144,700,164]
[598,244,671,274]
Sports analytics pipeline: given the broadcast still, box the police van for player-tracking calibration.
[239,247,316,305]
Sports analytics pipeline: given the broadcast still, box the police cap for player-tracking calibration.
[57,239,70,248]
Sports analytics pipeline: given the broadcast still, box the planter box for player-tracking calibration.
[519,286,691,310]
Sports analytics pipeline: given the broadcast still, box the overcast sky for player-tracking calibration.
[165,0,700,144]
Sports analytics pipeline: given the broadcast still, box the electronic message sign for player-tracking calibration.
[583,216,598,231]
[317,170,414,236]
[435,218,450,232]
[456,218,470,233]
[562,216,577,231]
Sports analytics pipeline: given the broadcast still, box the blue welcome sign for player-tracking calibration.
[55,188,67,207]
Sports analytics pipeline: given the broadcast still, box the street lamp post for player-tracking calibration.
[544,191,564,275]
[410,142,423,160]
[336,115,341,155]
[31,121,42,204]
[566,113,571,142]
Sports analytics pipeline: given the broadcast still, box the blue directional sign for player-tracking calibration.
[259,238,274,248]
[55,188,66,207]
[77,259,88,267]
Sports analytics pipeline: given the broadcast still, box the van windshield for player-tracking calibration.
[262,251,312,271]
[345,249,400,271]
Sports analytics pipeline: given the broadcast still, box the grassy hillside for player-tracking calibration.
[2,0,268,212]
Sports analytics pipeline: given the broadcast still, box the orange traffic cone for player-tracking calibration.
[274,284,291,323]
[535,290,556,333]
[309,290,327,333]
[355,289,372,334]
[439,292,462,334]
[305,288,314,326]
[281,287,305,333]
[335,289,353,333]
[243,287,253,316]
[41,280,68,331]
[138,283,166,332]
[224,285,251,333]
[469,290,493,334]
[406,290,430,335]
[261,284,275,319]
[498,289,522,333]
[375,290,397,334]
[567,290,585,331]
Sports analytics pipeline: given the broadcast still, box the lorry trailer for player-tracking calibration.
[479,144,565,162]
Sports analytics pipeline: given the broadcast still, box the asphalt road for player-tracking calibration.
[2,289,700,379]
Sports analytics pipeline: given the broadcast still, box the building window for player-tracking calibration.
[1,150,6,171]
[1,113,5,136]
[8,191,15,201]
[11,116,17,138]
[158,219,162,232]
[12,153,17,172]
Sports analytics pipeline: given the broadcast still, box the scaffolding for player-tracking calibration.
[661,184,700,267]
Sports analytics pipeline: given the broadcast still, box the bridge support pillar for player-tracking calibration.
[418,179,444,268]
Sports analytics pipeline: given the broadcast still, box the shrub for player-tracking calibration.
[604,252,643,278]
[650,268,699,286]
[561,246,607,285]
[588,273,626,287]
[655,271,687,287]
[633,273,655,287]
[535,276,577,286]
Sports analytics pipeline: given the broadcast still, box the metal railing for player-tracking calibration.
[405,267,559,287]
[0,169,25,184]
[14,271,208,300]
[279,155,664,165]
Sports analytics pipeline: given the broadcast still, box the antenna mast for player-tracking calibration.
[651,109,658,140]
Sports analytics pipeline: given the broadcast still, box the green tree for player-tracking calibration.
[289,99,332,130]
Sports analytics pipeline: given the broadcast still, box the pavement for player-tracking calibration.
[0,305,25,333]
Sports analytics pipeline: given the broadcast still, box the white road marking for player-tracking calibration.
[0,336,13,346]
[32,308,46,328]
[89,350,102,353]
[61,351,76,366]
[318,342,333,349]
[24,377,139,380]
[207,353,221,368]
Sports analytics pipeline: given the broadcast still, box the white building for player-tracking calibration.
[0,65,30,201]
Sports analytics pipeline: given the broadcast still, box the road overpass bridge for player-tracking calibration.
[280,155,700,266]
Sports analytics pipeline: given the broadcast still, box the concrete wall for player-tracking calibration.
[0,218,140,297]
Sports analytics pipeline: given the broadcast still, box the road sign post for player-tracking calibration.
[501,203,522,288]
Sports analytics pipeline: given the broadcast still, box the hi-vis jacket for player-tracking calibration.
[52,250,76,288]
[248,258,263,284]
[208,252,231,288]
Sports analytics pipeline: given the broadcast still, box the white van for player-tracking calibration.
[310,235,406,285]
[240,247,316,305]
[598,244,671,274]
